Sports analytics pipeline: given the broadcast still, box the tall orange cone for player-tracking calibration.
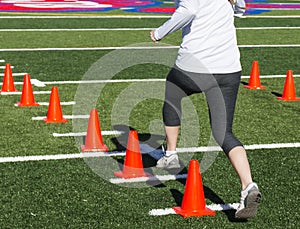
[81,108,108,152]
[43,86,68,123]
[277,70,300,101]
[16,74,40,107]
[0,63,17,93]
[114,130,150,179]
[173,160,216,218]
[244,61,266,90]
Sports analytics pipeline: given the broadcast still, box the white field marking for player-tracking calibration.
[0,79,46,87]
[30,79,46,87]
[1,27,300,32]
[0,152,106,163]
[177,142,300,153]
[32,114,90,120]
[13,101,75,107]
[43,78,165,85]
[1,44,300,52]
[38,74,300,86]
[0,60,5,62]
[237,27,300,30]
[0,73,27,77]
[0,46,179,52]
[52,130,124,137]
[0,28,153,32]
[2,74,297,90]
[0,65,14,69]
[36,101,75,106]
[149,203,239,216]
[110,174,188,184]
[246,15,300,18]
[0,91,51,95]
[0,142,298,164]
[255,74,300,79]
[239,44,300,48]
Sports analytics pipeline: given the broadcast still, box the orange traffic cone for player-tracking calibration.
[0,63,17,93]
[81,108,108,152]
[277,70,300,101]
[173,160,216,218]
[244,61,266,90]
[114,130,150,179]
[16,74,40,107]
[44,86,68,123]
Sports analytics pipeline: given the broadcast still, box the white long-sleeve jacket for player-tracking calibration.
[154,0,242,74]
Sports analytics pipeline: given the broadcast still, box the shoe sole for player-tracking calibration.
[235,190,262,219]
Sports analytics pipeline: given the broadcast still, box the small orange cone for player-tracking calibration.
[0,63,17,93]
[16,74,40,107]
[277,70,300,101]
[244,61,266,90]
[173,160,216,218]
[81,108,108,152]
[44,86,68,123]
[114,130,150,179]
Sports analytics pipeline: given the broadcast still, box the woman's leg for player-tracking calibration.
[205,72,253,189]
[228,146,253,189]
[205,72,261,219]
[164,126,180,152]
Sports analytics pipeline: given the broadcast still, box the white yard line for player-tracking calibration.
[1,74,297,91]
[0,73,28,77]
[149,203,240,216]
[0,142,299,163]
[43,79,165,85]
[32,114,90,120]
[34,74,300,86]
[237,27,300,30]
[52,130,124,137]
[13,101,75,107]
[110,174,188,184]
[0,46,179,51]
[1,44,300,52]
[36,101,75,106]
[0,28,153,31]
[0,91,51,95]
[246,15,300,18]
[0,65,14,69]
[1,27,300,32]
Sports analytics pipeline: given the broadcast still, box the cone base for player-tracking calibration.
[43,118,68,123]
[277,97,300,101]
[173,206,216,218]
[81,145,108,152]
[114,170,151,179]
[16,102,40,107]
[244,85,266,90]
[0,89,18,93]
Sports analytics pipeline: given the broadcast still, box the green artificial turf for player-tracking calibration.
[0,13,299,229]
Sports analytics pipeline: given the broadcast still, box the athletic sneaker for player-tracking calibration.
[235,182,262,219]
[156,154,181,169]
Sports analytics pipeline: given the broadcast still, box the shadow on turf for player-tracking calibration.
[111,125,165,152]
[111,125,247,222]
[170,187,247,222]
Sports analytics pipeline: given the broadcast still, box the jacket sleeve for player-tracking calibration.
[154,0,199,40]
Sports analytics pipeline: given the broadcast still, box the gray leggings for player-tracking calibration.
[163,66,243,155]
